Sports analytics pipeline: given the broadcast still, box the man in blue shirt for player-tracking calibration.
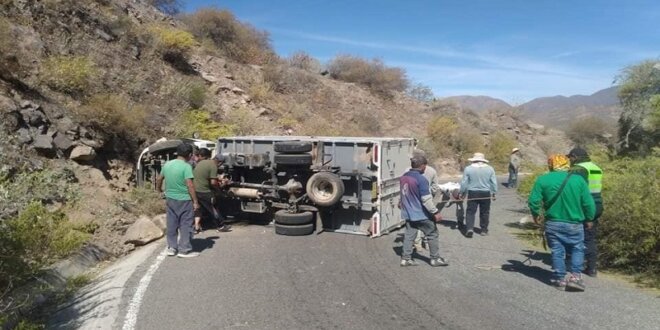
[399,155,449,267]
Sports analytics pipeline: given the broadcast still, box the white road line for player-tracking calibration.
[122,250,167,330]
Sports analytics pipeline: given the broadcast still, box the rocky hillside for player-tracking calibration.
[441,95,513,113]
[0,0,570,256]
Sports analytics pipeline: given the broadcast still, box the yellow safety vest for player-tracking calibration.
[576,162,603,194]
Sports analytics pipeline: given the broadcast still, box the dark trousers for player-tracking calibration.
[584,203,602,272]
[465,190,491,232]
[196,191,225,228]
[402,220,440,260]
[166,198,194,253]
[508,165,518,188]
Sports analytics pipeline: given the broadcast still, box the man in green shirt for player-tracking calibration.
[528,154,595,291]
[156,143,200,258]
[193,149,231,232]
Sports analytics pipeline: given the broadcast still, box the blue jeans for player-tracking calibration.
[507,166,518,188]
[545,221,584,280]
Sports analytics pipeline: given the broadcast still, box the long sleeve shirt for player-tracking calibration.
[528,171,596,224]
[460,163,498,196]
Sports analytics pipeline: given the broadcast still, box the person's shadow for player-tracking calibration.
[192,236,219,253]
[501,250,554,285]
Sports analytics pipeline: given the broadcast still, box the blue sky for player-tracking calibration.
[184,0,660,104]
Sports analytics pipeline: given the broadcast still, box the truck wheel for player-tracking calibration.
[273,141,313,153]
[306,172,345,207]
[274,153,312,166]
[147,140,183,154]
[275,223,314,236]
[274,210,313,225]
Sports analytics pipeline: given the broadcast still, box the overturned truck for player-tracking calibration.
[138,136,415,237]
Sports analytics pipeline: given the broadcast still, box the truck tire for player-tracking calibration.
[274,153,312,166]
[275,223,314,236]
[274,210,313,225]
[273,141,313,153]
[148,140,183,154]
[306,172,345,207]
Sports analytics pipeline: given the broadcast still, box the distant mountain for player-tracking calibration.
[519,86,622,129]
[441,95,513,113]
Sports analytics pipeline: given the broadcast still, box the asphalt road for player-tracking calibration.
[53,179,660,329]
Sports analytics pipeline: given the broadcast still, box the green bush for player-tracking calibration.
[187,82,207,109]
[176,109,236,140]
[117,187,165,216]
[183,8,274,65]
[1,202,90,290]
[597,156,659,286]
[41,56,98,93]
[327,54,409,97]
[75,94,147,137]
[487,131,517,172]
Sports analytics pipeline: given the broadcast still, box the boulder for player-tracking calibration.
[33,134,54,153]
[151,213,167,231]
[70,145,96,162]
[231,87,245,95]
[94,28,115,42]
[17,128,32,145]
[53,133,74,152]
[201,72,219,83]
[0,94,17,113]
[56,117,77,133]
[123,216,163,246]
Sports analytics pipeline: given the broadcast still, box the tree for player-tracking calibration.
[616,60,660,156]
[566,115,614,146]
[407,83,434,102]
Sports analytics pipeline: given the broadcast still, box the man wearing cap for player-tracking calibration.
[568,147,603,277]
[193,149,232,233]
[508,148,522,188]
[156,143,200,258]
[528,154,595,291]
[399,155,449,267]
[459,152,497,237]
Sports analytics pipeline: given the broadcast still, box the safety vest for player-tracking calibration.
[576,162,603,194]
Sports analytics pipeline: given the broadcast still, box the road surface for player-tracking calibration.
[51,180,659,329]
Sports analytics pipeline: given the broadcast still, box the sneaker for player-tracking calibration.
[584,268,597,278]
[466,231,474,238]
[217,224,233,232]
[479,230,489,236]
[166,248,177,256]
[430,257,449,267]
[551,279,567,291]
[400,259,419,267]
[177,251,200,258]
[566,274,585,292]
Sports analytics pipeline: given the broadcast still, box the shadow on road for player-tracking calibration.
[501,250,554,285]
[392,234,432,263]
[192,236,219,253]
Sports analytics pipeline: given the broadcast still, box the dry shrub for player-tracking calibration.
[75,94,147,137]
[262,64,319,94]
[41,55,98,94]
[327,54,409,97]
[566,115,614,145]
[407,83,434,102]
[353,112,381,135]
[148,24,196,63]
[247,79,274,103]
[287,51,321,72]
[183,8,274,65]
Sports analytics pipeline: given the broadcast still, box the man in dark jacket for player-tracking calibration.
[568,147,603,277]
[399,155,449,267]
[529,154,595,291]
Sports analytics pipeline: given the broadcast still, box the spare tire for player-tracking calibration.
[275,223,314,236]
[274,141,313,153]
[274,153,313,166]
[306,172,345,207]
[274,210,314,225]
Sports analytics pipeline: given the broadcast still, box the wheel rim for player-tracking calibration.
[314,181,334,202]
